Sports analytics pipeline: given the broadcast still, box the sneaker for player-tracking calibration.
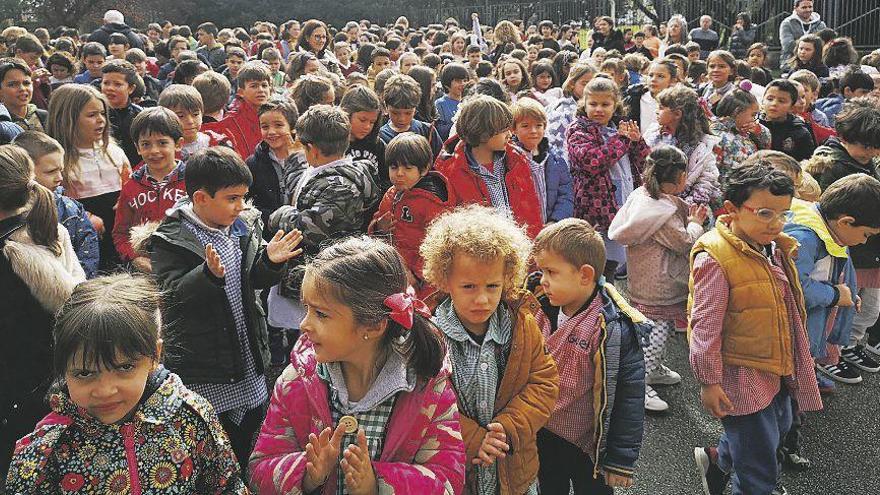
[771,483,789,495]
[781,447,812,471]
[694,447,729,495]
[645,384,669,412]
[816,361,862,384]
[646,365,682,386]
[841,345,880,372]
[864,339,880,358]
[815,372,836,394]
[615,264,628,280]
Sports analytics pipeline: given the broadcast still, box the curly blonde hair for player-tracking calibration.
[420,205,531,296]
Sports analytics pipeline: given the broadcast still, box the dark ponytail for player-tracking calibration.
[642,144,688,199]
[0,145,60,255]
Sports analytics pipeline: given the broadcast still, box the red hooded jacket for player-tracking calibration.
[112,162,187,261]
[206,96,261,159]
[435,138,544,239]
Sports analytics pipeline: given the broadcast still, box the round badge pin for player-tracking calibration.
[339,415,359,434]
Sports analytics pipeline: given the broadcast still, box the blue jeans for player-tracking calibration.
[717,387,792,495]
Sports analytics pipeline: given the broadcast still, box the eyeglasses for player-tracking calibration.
[740,204,794,223]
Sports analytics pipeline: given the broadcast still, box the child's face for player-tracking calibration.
[449,78,465,99]
[442,253,505,335]
[793,84,807,114]
[801,85,817,107]
[335,47,351,63]
[656,104,682,129]
[76,97,107,147]
[192,184,249,228]
[237,79,271,107]
[169,106,203,143]
[503,63,523,89]
[50,63,71,80]
[514,117,545,152]
[840,140,880,165]
[688,50,700,63]
[527,46,538,61]
[707,58,731,87]
[226,55,244,76]
[0,68,32,109]
[796,41,814,63]
[267,59,281,74]
[34,151,64,190]
[259,110,293,151]
[483,128,512,152]
[635,36,644,47]
[373,56,392,72]
[65,349,157,424]
[389,162,427,190]
[131,60,147,76]
[572,73,593,101]
[350,110,379,140]
[585,91,616,126]
[647,64,672,96]
[399,56,417,74]
[534,71,553,91]
[304,59,322,75]
[534,249,596,314]
[843,87,872,99]
[84,55,105,76]
[101,72,134,109]
[734,102,760,133]
[452,38,466,54]
[108,43,126,58]
[388,106,416,130]
[762,87,793,121]
[171,42,188,61]
[828,215,880,247]
[468,51,481,66]
[136,131,183,172]
[724,188,793,247]
[748,50,765,68]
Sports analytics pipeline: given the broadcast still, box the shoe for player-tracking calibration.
[771,482,789,495]
[646,365,682,386]
[645,384,669,412]
[816,361,862,384]
[841,345,880,372]
[781,447,812,471]
[615,264,628,280]
[815,372,836,394]
[864,339,880,358]
[694,447,729,495]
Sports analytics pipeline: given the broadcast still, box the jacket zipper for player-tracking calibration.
[121,423,142,495]
[593,314,609,479]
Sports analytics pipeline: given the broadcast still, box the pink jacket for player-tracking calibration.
[249,339,466,494]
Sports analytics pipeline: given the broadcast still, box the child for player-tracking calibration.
[567,77,649,280]
[196,22,227,70]
[261,47,287,96]
[101,59,143,166]
[73,42,106,84]
[379,74,443,158]
[341,85,388,192]
[369,132,454,297]
[158,35,189,81]
[645,84,722,207]
[532,218,647,493]
[789,69,835,143]
[106,32,130,60]
[334,41,358,77]
[112,107,187,272]
[46,50,76,89]
[546,62,597,165]
[711,84,771,186]
[527,61,562,107]
[747,43,773,85]
[759,79,816,161]
[222,46,247,89]
[409,66,438,125]
[816,67,875,124]
[435,62,469,142]
[125,48,162,103]
[159,84,233,160]
[421,204,559,494]
[149,146,303,474]
[0,57,47,132]
[47,84,131,270]
[4,274,248,493]
[289,74,336,114]
[466,44,483,73]
[249,236,466,494]
[496,58,530,103]
[812,98,880,380]
[0,144,86,479]
[218,61,272,159]
[609,145,707,412]
[690,162,822,495]
[12,130,99,278]
[700,50,736,112]
[623,57,677,133]
[192,71,232,123]
[511,97,574,223]
[783,34,829,78]
[435,94,544,239]
[246,99,301,235]
[367,47,393,87]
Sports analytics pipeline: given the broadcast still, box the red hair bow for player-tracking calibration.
[384,287,432,330]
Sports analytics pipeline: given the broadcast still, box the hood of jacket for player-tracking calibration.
[0,103,12,122]
[786,11,822,27]
[789,198,848,258]
[101,22,134,35]
[608,186,682,245]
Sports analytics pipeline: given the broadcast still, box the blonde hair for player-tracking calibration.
[420,205,531,296]
[512,97,547,125]
[46,84,115,184]
[493,21,520,46]
[0,144,60,255]
[533,217,606,274]
[562,62,597,98]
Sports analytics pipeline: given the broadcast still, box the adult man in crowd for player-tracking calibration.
[88,10,144,51]
[779,0,827,63]
[689,15,719,59]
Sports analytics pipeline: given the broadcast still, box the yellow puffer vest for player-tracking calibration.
[687,217,806,376]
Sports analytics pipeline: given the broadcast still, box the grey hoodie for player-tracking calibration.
[779,11,827,63]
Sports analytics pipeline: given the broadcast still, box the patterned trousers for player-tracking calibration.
[644,319,675,375]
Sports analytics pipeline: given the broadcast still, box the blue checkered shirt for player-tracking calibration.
[466,147,512,219]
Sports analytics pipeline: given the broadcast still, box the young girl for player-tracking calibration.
[784,34,829,79]
[701,50,737,112]
[5,274,248,493]
[546,62,597,165]
[608,145,707,412]
[645,84,721,207]
[46,84,131,269]
[747,42,773,84]
[710,83,771,188]
[250,236,466,494]
[527,61,562,107]
[420,205,559,495]
[496,58,530,103]
[289,74,336,114]
[0,144,86,479]
[567,77,650,281]
[369,133,454,298]
[623,57,678,133]
[341,85,389,192]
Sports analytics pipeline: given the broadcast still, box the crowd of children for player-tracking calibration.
[2,6,880,495]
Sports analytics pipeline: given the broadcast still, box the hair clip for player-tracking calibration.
[738,80,753,92]
[384,286,431,330]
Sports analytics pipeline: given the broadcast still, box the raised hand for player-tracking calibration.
[688,204,709,225]
[205,244,226,278]
[472,422,509,466]
[303,424,346,492]
[342,429,378,495]
[266,229,304,264]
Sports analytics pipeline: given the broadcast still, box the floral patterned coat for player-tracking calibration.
[5,371,248,494]
[249,339,466,495]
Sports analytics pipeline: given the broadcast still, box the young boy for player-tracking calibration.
[435,94,544,239]
[158,83,233,161]
[0,58,47,132]
[192,70,232,123]
[196,22,226,70]
[11,130,99,278]
[789,69,835,144]
[101,59,143,166]
[112,107,187,272]
[759,79,816,161]
[466,44,482,72]
[367,47,393,87]
[690,162,821,495]
[126,48,162,104]
[511,98,574,223]
[107,32,130,60]
[532,218,646,493]
[158,35,190,81]
[149,146,302,474]
[221,46,247,88]
[812,97,880,374]
[379,73,443,157]
[816,67,875,124]
[435,62,469,142]
[260,47,286,96]
[215,61,271,159]
[12,34,50,110]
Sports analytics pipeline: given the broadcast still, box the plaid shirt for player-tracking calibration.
[329,393,396,495]
[466,147,512,220]
[689,247,823,416]
[183,217,268,424]
[527,155,548,222]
